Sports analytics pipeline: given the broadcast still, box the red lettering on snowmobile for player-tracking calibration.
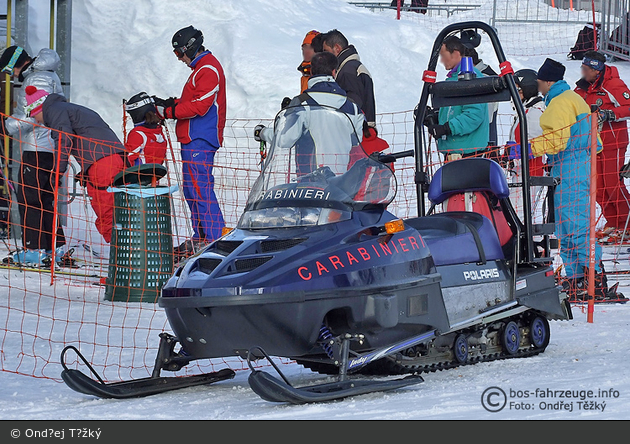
[329,256,344,270]
[357,248,370,261]
[297,267,312,281]
[316,261,329,275]
[297,235,427,281]
[347,251,359,265]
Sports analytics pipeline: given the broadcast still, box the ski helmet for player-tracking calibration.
[514,69,539,100]
[460,29,481,49]
[172,26,204,59]
[126,92,156,124]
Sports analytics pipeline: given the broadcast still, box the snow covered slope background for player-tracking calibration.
[1,0,630,420]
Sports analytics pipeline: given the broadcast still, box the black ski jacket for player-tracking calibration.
[42,94,125,174]
[335,45,376,125]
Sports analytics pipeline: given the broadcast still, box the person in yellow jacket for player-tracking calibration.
[531,58,622,302]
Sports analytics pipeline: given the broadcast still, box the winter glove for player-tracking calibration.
[621,162,630,180]
[281,97,292,110]
[152,96,177,120]
[598,109,616,124]
[254,124,266,142]
[428,122,451,139]
[423,106,439,128]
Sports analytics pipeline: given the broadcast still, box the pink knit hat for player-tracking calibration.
[24,85,49,117]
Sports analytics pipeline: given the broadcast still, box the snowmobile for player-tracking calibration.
[61,21,572,403]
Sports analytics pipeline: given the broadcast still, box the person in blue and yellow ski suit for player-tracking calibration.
[531,58,623,302]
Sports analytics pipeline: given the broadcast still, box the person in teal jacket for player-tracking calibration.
[427,36,489,160]
[532,58,624,302]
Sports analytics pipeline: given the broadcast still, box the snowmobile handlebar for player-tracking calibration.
[372,149,414,164]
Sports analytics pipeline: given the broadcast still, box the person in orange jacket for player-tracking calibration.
[298,30,321,93]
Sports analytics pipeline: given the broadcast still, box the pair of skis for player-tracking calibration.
[61,331,437,403]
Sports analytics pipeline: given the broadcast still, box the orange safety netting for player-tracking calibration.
[0,104,628,383]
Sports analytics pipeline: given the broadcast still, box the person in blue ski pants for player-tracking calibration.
[532,58,622,301]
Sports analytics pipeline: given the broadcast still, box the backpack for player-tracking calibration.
[568,24,600,60]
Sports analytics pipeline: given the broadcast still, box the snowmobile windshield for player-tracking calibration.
[239,104,397,230]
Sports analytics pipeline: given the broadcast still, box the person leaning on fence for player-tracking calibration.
[0,46,68,266]
[24,86,129,245]
[153,25,226,261]
[574,50,630,242]
[124,92,168,166]
[531,58,622,302]
[424,35,489,162]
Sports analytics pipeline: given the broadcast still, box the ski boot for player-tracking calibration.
[53,247,78,268]
[584,262,628,303]
[10,249,49,266]
[584,264,629,304]
[559,276,587,303]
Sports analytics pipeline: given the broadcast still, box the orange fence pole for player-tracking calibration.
[49,134,64,284]
[587,110,598,323]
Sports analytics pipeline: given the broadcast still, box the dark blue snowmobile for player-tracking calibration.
[61,21,572,403]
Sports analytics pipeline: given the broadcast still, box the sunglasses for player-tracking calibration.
[173,47,186,59]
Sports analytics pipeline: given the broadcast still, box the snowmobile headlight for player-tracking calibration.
[238,207,351,229]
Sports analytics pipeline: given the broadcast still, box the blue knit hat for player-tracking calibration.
[537,58,565,82]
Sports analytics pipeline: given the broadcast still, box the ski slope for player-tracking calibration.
[2,0,630,420]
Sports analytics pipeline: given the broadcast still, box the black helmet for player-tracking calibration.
[460,29,481,49]
[514,69,539,100]
[126,92,156,124]
[172,26,204,59]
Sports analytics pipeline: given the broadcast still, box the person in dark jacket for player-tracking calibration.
[322,29,376,128]
[25,86,128,244]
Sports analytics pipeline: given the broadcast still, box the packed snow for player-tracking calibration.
[2,0,630,420]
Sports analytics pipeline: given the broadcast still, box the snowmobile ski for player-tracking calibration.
[61,334,235,399]
[246,330,436,404]
[61,366,235,399]
[248,369,423,404]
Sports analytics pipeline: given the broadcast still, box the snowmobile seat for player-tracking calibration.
[405,212,504,266]
[428,157,510,205]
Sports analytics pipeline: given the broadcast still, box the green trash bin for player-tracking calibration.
[105,164,176,303]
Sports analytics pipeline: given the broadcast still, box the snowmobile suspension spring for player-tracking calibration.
[318,325,335,360]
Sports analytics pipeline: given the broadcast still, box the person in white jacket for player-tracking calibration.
[1,46,68,265]
[254,51,365,177]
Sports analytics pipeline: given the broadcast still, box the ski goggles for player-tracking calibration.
[582,57,605,71]
[173,30,202,59]
[1,46,24,75]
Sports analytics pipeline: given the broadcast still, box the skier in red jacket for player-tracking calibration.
[575,50,630,241]
[153,26,226,259]
[124,92,167,166]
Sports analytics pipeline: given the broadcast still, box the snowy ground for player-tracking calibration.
[2,0,630,420]
[1,302,629,420]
